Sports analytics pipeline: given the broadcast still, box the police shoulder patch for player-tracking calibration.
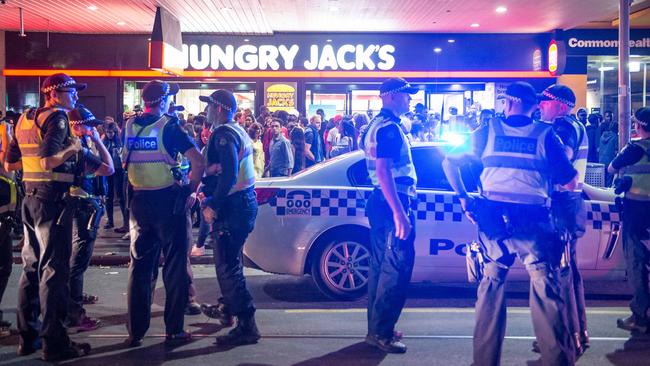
[57,118,67,130]
[219,137,228,146]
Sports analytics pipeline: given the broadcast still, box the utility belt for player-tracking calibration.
[470,197,551,239]
[55,193,104,231]
[25,185,69,202]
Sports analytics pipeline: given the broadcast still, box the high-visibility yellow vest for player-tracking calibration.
[624,138,650,201]
[123,115,178,190]
[15,108,75,183]
[217,122,256,195]
[0,175,17,214]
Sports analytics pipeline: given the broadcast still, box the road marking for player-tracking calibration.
[85,334,631,342]
[285,308,631,315]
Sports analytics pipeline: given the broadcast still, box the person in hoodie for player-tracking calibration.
[599,122,619,187]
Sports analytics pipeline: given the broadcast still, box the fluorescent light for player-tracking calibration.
[447,39,455,43]
[243,38,250,42]
[599,66,614,71]
[117,21,126,26]
[326,39,332,42]
[434,47,442,53]
[221,7,232,11]
[87,5,98,11]
[496,6,507,13]
[586,80,597,85]
[470,23,480,28]
[630,61,641,72]
[329,6,339,12]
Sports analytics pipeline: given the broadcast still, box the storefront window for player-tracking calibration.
[587,55,650,116]
[351,90,381,115]
[308,92,347,117]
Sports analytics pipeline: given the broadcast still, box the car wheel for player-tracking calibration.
[311,231,371,300]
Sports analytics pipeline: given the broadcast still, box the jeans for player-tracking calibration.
[211,188,257,317]
[622,198,650,323]
[106,169,126,225]
[127,187,189,338]
[365,189,415,339]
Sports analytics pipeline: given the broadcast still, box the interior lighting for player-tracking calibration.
[434,47,442,53]
[448,39,455,43]
[329,6,339,12]
[495,6,507,13]
[470,23,480,28]
[87,5,98,11]
[117,21,126,26]
[629,61,641,72]
[243,38,250,42]
[599,66,615,72]
[326,39,332,42]
[586,80,597,85]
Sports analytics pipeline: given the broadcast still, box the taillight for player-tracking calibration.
[255,188,279,205]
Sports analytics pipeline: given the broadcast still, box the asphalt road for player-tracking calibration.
[0,265,648,366]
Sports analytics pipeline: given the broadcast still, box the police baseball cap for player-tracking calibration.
[141,80,179,104]
[67,104,103,127]
[379,78,419,97]
[499,81,538,105]
[633,107,650,128]
[41,73,87,94]
[538,84,576,108]
[199,89,237,111]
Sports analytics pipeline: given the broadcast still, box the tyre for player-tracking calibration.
[310,229,371,300]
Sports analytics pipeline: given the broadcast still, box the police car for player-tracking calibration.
[245,142,624,300]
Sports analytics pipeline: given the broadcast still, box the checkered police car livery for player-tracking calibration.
[245,143,626,300]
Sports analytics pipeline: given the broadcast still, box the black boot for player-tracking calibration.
[201,298,234,326]
[215,315,260,346]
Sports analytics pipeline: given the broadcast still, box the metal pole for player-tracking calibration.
[619,0,631,148]
[19,8,26,37]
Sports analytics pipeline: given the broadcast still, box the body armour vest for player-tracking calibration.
[480,118,553,206]
[15,108,75,184]
[216,122,256,195]
[624,138,650,201]
[554,116,588,193]
[362,114,417,197]
[124,115,178,190]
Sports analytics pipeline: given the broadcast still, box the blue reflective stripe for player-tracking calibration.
[482,156,548,173]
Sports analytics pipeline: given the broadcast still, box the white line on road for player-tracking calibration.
[85,334,631,341]
[284,308,630,315]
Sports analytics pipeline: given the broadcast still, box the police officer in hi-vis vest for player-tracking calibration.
[443,82,578,366]
[4,73,90,361]
[122,80,205,347]
[608,107,650,334]
[198,90,260,346]
[359,78,418,354]
[538,84,590,356]
[65,105,114,332]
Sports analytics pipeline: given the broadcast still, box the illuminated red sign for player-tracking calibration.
[548,40,558,75]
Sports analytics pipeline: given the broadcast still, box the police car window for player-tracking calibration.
[348,159,372,187]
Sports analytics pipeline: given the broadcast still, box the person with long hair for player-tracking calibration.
[330,120,358,157]
[290,126,306,174]
[248,122,265,178]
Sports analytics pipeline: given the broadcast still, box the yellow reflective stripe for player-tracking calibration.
[23,171,74,183]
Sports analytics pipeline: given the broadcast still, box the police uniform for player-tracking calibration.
[65,106,107,329]
[200,90,259,344]
[6,73,91,359]
[448,82,577,366]
[0,149,17,330]
[359,78,418,353]
[123,80,195,344]
[611,108,650,333]
[540,85,590,353]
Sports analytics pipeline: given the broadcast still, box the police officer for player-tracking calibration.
[442,82,578,366]
[0,117,16,337]
[608,107,650,334]
[198,89,260,346]
[538,85,590,354]
[123,80,205,347]
[359,77,418,354]
[65,105,115,331]
[4,73,90,361]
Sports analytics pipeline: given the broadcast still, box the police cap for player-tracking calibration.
[538,84,576,108]
[199,89,237,112]
[141,80,179,104]
[379,77,419,97]
[500,81,538,105]
[41,73,87,94]
[67,104,103,127]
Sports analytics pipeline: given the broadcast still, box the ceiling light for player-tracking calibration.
[470,23,480,28]
[586,80,597,85]
[117,21,126,26]
[496,6,507,13]
[221,7,232,12]
[630,61,641,72]
[326,39,332,42]
[243,38,250,42]
[329,6,339,12]
[87,5,98,11]
[599,66,614,72]
[448,39,455,43]
[434,47,442,53]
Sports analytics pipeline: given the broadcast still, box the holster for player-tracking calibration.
[466,240,485,283]
[472,198,512,240]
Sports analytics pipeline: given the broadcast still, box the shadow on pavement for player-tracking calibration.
[606,332,650,366]
[291,341,387,366]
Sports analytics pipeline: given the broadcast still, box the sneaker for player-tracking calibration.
[165,331,192,346]
[617,315,648,333]
[201,301,234,327]
[0,326,11,338]
[215,317,260,346]
[190,245,205,257]
[42,341,90,361]
[185,301,202,316]
[365,334,407,353]
[121,232,130,241]
[82,293,99,305]
[114,226,128,234]
[103,222,114,230]
[75,315,101,332]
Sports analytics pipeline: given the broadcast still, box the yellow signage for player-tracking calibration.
[265,82,297,112]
